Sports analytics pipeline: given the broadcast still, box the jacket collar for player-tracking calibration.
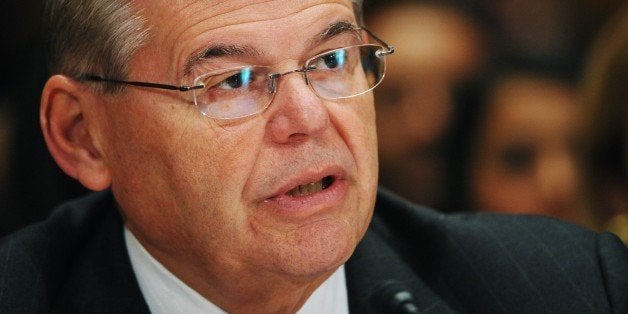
[345,220,458,313]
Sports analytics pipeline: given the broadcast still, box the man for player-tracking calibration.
[0,0,626,313]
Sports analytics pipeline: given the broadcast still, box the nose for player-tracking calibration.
[265,73,330,144]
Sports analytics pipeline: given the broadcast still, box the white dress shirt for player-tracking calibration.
[125,227,349,313]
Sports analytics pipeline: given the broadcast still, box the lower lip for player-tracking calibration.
[262,178,349,218]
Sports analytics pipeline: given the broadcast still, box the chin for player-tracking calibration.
[270,219,358,279]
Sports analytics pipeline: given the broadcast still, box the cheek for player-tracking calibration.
[160,120,265,218]
[98,102,266,241]
[331,94,379,211]
[335,94,378,173]
[472,161,538,213]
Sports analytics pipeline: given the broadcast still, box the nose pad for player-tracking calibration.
[267,73,280,94]
[267,68,311,95]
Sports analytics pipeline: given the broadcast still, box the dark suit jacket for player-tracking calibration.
[1,188,626,313]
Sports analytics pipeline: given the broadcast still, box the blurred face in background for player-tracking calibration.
[469,74,592,226]
[369,3,485,205]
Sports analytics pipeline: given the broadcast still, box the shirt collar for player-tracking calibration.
[125,226,349,313]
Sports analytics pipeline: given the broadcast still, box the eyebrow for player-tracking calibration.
[319,20,360,41]
[183,20,360,75]
[184,45,261,75]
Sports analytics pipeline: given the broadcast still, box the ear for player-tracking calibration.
[40,75,111,191]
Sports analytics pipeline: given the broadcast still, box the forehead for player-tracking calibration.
[483,78,577,144]
[139,0,355,24]
[132,0,356,77]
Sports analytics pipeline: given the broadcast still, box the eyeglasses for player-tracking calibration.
[78,27,394,120]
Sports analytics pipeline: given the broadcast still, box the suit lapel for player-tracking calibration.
[52,193,150,313]
[346,229,458,313]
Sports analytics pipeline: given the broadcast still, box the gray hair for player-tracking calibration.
[353,0,364,25]
[44,0,150,93]
[44,0,364,93]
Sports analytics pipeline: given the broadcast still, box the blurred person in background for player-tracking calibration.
[366,0,487,209]
[579,2,628,243]
[452,69,597,229]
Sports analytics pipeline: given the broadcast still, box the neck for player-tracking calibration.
[139,240,337,313]
[176,260,335,313]
[126,224,344,313]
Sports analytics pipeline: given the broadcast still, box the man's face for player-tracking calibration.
[90,0,377,285]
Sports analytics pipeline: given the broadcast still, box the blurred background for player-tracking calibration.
[1,0,91,236]
[1,0,626,243]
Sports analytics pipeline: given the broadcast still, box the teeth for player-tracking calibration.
[288,181,323,196]
[287,176,333,197]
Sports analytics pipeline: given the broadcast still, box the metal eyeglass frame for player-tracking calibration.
[76,26,394,103]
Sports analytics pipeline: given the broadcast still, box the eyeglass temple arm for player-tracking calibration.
[77,74,205,92]
[360,27,395,55]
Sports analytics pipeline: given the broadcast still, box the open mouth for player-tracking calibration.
[286,176,335,197]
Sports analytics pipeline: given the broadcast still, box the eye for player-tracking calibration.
[499,142,536,175]
[314,49,348,70]
[216,68,253,90]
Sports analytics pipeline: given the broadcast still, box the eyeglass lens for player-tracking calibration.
[193,44,386,120]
